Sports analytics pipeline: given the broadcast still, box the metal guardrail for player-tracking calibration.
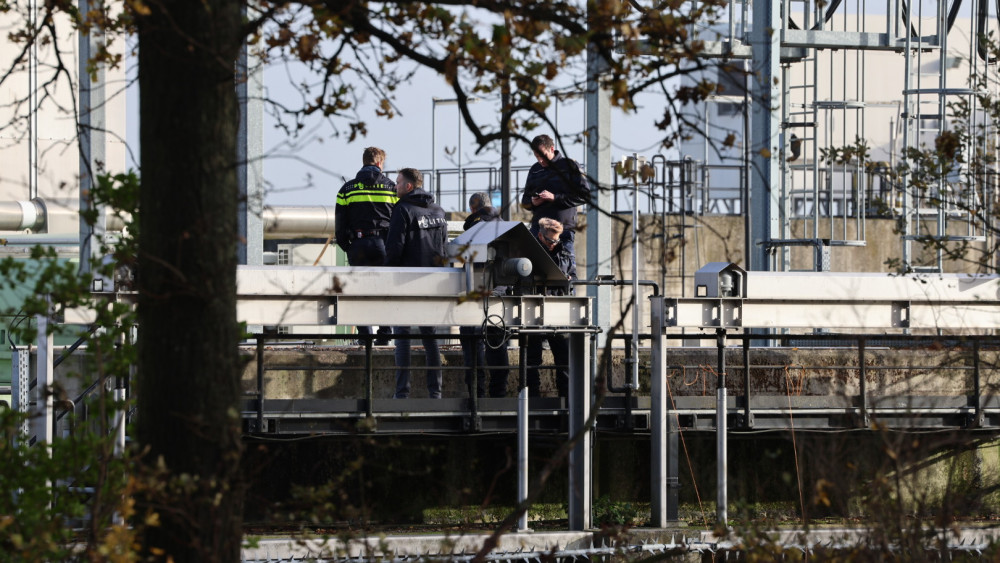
[241,331,1000,436]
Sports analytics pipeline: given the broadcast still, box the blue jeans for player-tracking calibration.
[393,326,442,398]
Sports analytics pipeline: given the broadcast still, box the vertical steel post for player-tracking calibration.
[256,337,265,432]
[236,13,264,268]
[650,296,669,526]
[859,338,869,427]
[742,332,751,426]
[469,331,479,420]
[568,330,592,531]
[716,328,727,525]
[749,0,783,272]
[517,334,529,532]
[973,339,982,426]
[13,347,30,442]
[78,0,108,288]
[365,338,374,419]
[631,154,641,389]
[586,2,613,348]
[36,311,54,447]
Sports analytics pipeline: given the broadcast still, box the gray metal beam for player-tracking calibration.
[78,0,109,290]
[586,17,613,347]
[782,30,938,51]
[667,271,1000,329]
[665,298,1000,330]
[234,266,593,328]
[567,331,591,531]
[237,29,264,266]
[649,296,671,526]
[749,0,782,272]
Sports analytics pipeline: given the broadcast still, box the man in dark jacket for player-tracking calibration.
[335,146,397,344]
[460,192,508,398]
[462,192,500,231]
[520,134,590,267]
[526,218,576,398]
[385,168,447,398]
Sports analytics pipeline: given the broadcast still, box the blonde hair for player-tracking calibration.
[538,217,563,237]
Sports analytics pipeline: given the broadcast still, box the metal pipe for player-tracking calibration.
[517,333,529,532]
[572,278,659,296]
[716,328,727,526]
[263,205,335,238]
[0,199,128,233]
[631,154,641,391]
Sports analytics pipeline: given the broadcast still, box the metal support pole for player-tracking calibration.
[113,387,126,456]
[469,331,479,422]
[650,296,670,526]
[112,385,126,526]
[79,0,109,288]
[716,328,727,526]
[749,0,782,272]
[431,101,437,195]
[458,110,463,201]
[365,338,374,419]
[586,5,613,348]
[501,86,511,220]
[972,340,982,427]
[237,13,264,268]
[36,310,54,447]
[256,337,265,433]
[13,346,30,442]
[631,154,641,390]
[568,330,592,531]
[517,334,530,532]
[742,332,751,427]
[858,338,869,427]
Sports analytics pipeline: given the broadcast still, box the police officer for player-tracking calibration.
[520,134,590,267]
[335,146,397,344]
[384,168,447,398]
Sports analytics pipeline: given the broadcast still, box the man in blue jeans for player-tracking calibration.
[384,167,447,398]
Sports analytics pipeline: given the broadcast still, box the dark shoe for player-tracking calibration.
[374,337,390,346]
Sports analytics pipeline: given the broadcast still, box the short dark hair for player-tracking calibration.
[399,167,423,189]
[363,147,386,166]
[531,135,554,153]
[469,192,489,211]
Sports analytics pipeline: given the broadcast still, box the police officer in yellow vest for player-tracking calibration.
[335,146,398,344]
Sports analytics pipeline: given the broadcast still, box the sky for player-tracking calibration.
[126,55,678,212]
[257,64,679,209]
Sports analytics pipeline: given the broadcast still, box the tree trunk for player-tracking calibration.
[135,0,244,560]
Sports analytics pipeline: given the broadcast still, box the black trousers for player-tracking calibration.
[460,326,510,398]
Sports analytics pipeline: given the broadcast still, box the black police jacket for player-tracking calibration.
[334,165,397,252]
[520,151,590,231]
[384,188,448,267]
[462,205,500,231]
